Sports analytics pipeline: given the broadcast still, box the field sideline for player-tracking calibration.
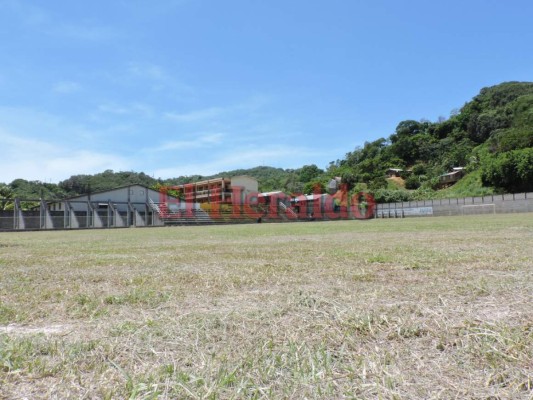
[1,214,532,399]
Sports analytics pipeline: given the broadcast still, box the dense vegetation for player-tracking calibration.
[323,81,533,202]
[1,82,531,203]
[0,166,324,201]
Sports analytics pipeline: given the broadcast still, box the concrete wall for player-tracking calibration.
[376,192,533,218]
[0,211,13,230]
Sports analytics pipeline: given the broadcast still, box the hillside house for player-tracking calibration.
[439,167,465,186]
[386,168,403,178]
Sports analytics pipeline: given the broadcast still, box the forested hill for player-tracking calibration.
[1,166,313,200]
[1,81,532,201]
[325,81,533,201]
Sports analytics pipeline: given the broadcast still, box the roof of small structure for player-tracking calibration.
[292,193,329,202]
[260,191,284,197]
[50,184,179,202]
[439,170,463,177]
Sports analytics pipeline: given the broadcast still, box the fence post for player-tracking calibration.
[14,198,24,230]
[40,200,53,229]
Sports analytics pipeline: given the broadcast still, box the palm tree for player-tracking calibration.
[0,184,14,210]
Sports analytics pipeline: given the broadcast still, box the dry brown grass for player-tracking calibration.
[0,214,532,399]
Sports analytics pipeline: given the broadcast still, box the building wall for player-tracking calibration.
[231,176,258,192]
[182,178,231,203]
[50,185,161,212]
[178,176,258,204]
[230,176,259,205]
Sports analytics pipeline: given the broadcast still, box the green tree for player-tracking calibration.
[481,148,533,192]
[404,175,421,190]
[297,164,323,183]
[0,184,15,210]
[303,181,326,195]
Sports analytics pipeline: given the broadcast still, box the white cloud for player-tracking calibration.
[46,151,129,177]
[213,145,325,168]
[155,133,224,151]
[127,62,168,82]
[102,62,195,97]
[164,107,225,123]
[53,81,81,94]
[152,144,325,179]
[54,24,119,42]
[0,107,96,142]
[1,0,48,26]
[164,97,271,124]
[0,129,130,183]
[0,106,134,183]
[97,103,154,116]
[2,1,119,42]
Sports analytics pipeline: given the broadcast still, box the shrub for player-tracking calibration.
[372,189,412,203]
[481,148,533,192]
[404,175,421,190]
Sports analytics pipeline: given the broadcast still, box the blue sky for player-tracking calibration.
[1,0,532,183]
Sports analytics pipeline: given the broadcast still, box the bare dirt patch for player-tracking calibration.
[387,176,406,187]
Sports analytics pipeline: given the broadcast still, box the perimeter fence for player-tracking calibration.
[0,192,531,231]
[375,192,533,218]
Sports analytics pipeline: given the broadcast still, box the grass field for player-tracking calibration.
[0,214,532,399]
